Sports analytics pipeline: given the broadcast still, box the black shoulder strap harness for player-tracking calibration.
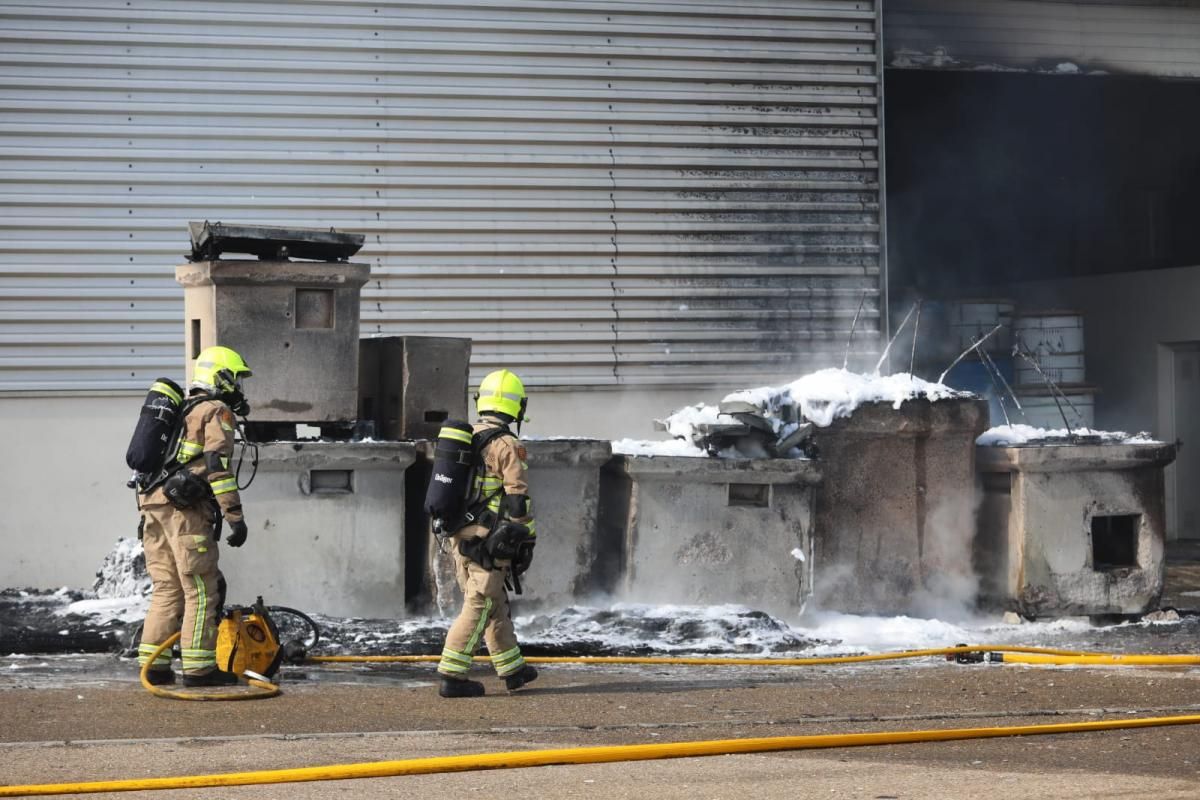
[460,424,516,530]
[136,395,210,494]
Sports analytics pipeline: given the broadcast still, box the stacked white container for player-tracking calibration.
[942,299,1016,428]
[1013,310,1096,430]
[948,299,1014,355]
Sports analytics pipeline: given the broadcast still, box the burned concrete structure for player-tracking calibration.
[976,440,1177,618]
[172,225,443,617]
[426,439,614,616]
[175,223,370,434]
[220,441,415,618]
[811,397,989,615]
[359,336,471,442]
[650,373,994,617]
[604,455,821,618]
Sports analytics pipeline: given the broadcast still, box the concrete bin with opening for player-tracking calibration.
[601,455,821,619]
[426,438,613,615]
[175,258,370,427]
[976,440,1177,618]
[218,441,415,618]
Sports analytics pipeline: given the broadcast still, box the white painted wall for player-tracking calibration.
[0,384,724,590]
[0,395,145,589]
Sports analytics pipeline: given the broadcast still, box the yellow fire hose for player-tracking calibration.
[993,652,1200,666]
[138,637,1200,695]
[139,632,280,701]
[0,642,1186,795]
[4,711,1200,796]
[306,643,1109,667]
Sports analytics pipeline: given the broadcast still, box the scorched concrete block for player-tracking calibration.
[605,455,821,618]
[811,397,989,615]
[976,441,1176,617]
[218,441,414,618]
[424,438,613,616]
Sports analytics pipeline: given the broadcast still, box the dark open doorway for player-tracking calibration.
[885,70,1200,294]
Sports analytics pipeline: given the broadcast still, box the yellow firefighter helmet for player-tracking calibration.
[476,369,527,421]
[192,346,253,395]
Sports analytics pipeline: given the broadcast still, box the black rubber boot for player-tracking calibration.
[439,677,486,698]
[504,665,538,692]
[144,668,176,686]
[182,669,240,687]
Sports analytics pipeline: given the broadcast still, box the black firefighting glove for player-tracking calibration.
[225,519,248,548]
[136,516,145,541]
[485,521,532,562]
[512,540,535,577]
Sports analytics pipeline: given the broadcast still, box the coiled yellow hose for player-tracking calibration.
[139,632,280,701]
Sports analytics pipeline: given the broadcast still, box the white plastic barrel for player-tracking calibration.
[1013,310,1085,387]
[949,299,1013,353]
[1014,311,1084,356]
[1015,351,1086,386]
[1014,386,1096,430]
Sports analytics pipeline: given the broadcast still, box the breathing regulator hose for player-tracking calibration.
[234,416,258,491]
[139,632,280,701]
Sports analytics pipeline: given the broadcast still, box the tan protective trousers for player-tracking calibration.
[138,502,224,675]
[437,534,526,679]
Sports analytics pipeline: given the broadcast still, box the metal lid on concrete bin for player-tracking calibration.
[188,221,365,262]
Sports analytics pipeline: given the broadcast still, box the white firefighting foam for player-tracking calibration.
[610,437,705,457]
[977,424,1161,447]
[723,368,967,428]
[798,610,1096,657]
[43,537,151,624]
[92,537,151,599]
[614,368,968,457]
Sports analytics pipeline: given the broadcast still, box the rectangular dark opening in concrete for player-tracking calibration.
[190,319,201,359]
[728,483,769,508]
[310,469,353,494]
[404,456,432,608]
[424,409,448,423]
[295,288,334,329]
[1092,514,1139,570]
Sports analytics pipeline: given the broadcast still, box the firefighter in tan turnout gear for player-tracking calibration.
[136,346,253,687]
[437,369,539,698]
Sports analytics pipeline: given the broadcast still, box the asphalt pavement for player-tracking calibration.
[3,554,1200,798]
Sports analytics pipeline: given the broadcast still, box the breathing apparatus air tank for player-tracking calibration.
[424,420,476,535]
[125,378,186,481]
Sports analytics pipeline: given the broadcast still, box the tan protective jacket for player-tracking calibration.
[460,415,534,538]
[140,398,245,523]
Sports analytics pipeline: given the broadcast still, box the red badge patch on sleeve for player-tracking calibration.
[516,445,528,460]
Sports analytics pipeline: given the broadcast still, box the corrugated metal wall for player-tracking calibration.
[886,0,1200,78]
[0,0,882,392]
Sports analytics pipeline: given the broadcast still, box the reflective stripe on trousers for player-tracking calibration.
[137,642,172,668]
